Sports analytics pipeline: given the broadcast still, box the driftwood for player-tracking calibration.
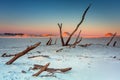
[28,55,50,58]
[73,30,82,44]
[65,4,91,45]
[58,23,65,46]
[106,32,117,46]
[1,53,16,57]
[70,30,82,48]
[32,64,72,73]
[6,42,41,65]
[58,4,91,46]
[113,41,117,47]
[46,37,52,45]
[32,63,50,76]
[78,43,92,47]
[56,48,64,52]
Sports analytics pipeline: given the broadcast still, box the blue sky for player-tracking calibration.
[0,0,120,35]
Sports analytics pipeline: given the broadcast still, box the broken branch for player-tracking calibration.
[32,63,50,76]
[32,64,72,73]
[106,32,117,46]
[6,42,41,65]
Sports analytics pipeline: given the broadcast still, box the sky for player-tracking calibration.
[0,0,120,37]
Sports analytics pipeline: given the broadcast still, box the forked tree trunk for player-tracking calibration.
[106,32,117,46]
[65,4,91,45]
[6,42,41,65]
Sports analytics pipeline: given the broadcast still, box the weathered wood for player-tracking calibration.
[113,41,117,47]
[46,37,52,45]
[32,63,50,76]
[6,42,41,65]
[65,4,91,46]
[106,32,117,46]
[74,30,81,44]
[71,30,82,48]
[56,48,63,52]
[32,64,72,73]
[78,43,92,47]
[58,23,65,46]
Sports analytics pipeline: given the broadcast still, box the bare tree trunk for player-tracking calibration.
[65,4,91,45]
[73,30,82,44]
[6,42,41,65]
[46,37,52,45]
[58,23,65,46]
[72,37,82,48]
[106,32,117,46]
[69,30,82,48]
[113,41,117,47]
[32,64,72,73]
[32,63,50,76]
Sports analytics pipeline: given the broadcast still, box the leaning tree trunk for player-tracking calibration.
[6,42,41,65]
[73,30,82,44]
[106,32,117,46]
[65,4,91,46]
[113,41,117,47]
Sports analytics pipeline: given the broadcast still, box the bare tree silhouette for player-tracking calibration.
[58,4,91,46]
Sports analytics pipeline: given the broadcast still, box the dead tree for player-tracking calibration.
[6,42,41,65]
[32,63,50,76]
[32,64,72,73]
[71,30,82,47]
[113,41,117,47]
[46,37,52,45]
[58,23,65,46]
[106,32,117,46]
[58,4,91,46]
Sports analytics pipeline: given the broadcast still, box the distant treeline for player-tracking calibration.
[3,33,24,36]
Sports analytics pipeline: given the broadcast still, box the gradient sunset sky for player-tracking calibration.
[0,0,120,36]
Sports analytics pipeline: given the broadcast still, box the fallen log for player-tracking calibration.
[32,64,72,73]
[32,63,50,76]
[56,48,63,52]
[78,43,92,47]
[6,42,41,65]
